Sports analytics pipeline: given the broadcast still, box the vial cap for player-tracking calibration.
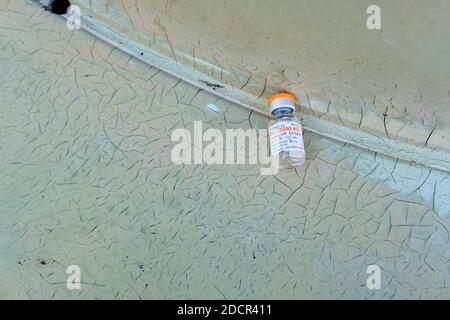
[268,93,297,114]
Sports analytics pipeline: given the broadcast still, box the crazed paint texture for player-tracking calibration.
[0,1,450,299]
[49,0,450,171]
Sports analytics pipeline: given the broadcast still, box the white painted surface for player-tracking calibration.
[0,1,450,299]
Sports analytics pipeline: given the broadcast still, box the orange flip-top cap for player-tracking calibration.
[267,93,297,105]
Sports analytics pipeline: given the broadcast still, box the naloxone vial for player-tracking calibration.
[268,93,306,169]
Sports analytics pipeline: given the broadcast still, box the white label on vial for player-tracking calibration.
[269,121,304,155]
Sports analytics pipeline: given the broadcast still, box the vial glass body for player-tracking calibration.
[268,110,306,169]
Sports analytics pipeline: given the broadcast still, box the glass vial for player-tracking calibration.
[268,93,306,169]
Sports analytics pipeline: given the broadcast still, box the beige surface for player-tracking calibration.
[0,1,450,299]
[64,0,450,164]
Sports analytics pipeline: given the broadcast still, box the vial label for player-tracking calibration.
[269,120,304,155]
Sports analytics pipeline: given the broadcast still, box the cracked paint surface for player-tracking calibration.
[0,1,450,299]
[63,0,450,167]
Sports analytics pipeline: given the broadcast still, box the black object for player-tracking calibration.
[45,0,71,15]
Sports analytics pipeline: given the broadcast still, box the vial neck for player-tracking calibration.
[271,107,294,118]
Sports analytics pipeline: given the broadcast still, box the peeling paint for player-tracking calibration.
[37,0,450,172]
[0,1,449,299]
